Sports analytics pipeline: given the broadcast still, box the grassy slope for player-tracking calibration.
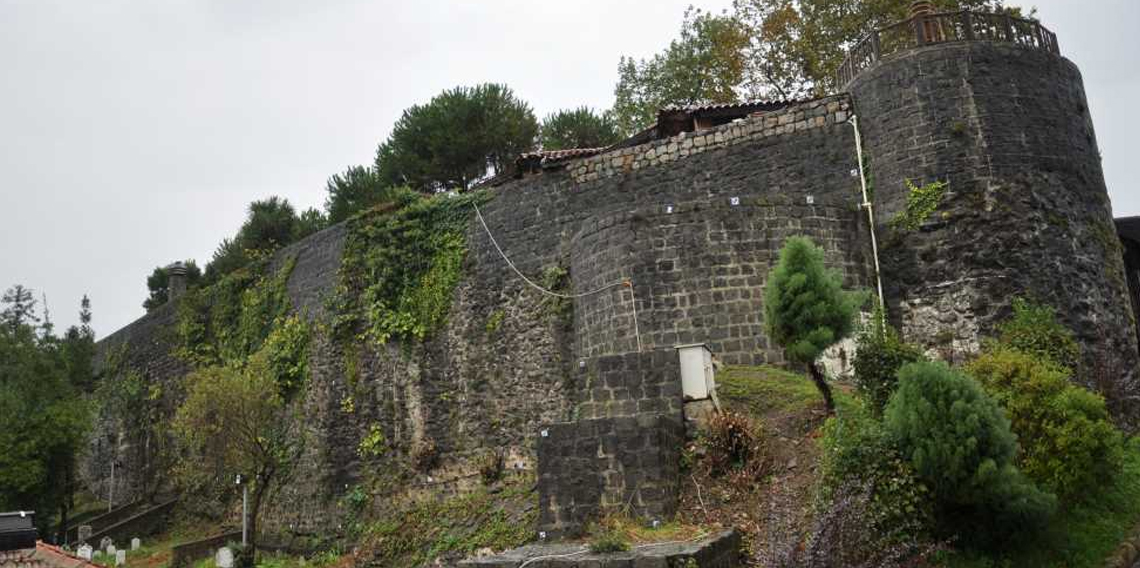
[354,476,537,567]
[677,365,849,560]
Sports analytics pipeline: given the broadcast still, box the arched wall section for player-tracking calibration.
[849,41,1140,396]
[569,201,870,365]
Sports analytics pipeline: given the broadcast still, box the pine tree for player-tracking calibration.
[763,236,865,412]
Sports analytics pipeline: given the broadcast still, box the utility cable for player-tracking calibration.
[472,202,643,351]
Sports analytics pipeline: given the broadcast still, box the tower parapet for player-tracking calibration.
[837,6,1059,87]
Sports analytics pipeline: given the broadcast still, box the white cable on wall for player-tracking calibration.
[472,202,643,351]
[849,114,887,322]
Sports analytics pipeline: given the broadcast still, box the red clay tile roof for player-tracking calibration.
[0,541,102,568]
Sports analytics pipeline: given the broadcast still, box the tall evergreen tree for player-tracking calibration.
[324,165,392,223]
[204,196,310,282]
[539,107,623,150]
[0,285,91,539]
[1,285,39,331]
[376,83,538,192]
[763,237,865,412]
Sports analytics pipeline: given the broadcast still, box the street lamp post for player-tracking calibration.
[236,474,248,547]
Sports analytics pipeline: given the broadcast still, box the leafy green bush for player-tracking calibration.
[819,408,931,543]
[852,314,924,415]
[995,297,1080,371]
[967,348,1123,500]
[884,361,1056,547]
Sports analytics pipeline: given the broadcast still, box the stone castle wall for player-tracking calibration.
[850,41,1140,409]
[88,95,871,532]
[87,34,1140,538]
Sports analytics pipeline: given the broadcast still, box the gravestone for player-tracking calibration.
[77,544,93,561]
[131,538,140,551]
[77,525,92,543]
[216,547,234,568]
[107,544,117,558]
[116,550,126,566]
[100,537,113,552]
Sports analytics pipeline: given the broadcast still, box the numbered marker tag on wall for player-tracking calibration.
[730,196,740,206]
[540,429,549,438]
[806,195,814,205]
[665,205,674,214]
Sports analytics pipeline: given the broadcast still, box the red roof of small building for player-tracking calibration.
[0,541,102,568]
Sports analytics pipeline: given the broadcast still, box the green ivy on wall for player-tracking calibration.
[176,255,297,367]
[332,188,490,345]
[173,253,312,397]
[889,179,948,233]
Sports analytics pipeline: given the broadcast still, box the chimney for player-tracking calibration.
[166,261,188,302]
[910,0,935,18]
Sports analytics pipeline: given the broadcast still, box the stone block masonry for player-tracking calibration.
[569,97,852,184]
[536,414,684,539]
[575,350,683,421]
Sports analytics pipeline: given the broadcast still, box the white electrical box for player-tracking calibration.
[675,343,716,401]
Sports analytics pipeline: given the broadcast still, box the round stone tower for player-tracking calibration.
[845,8,1139,411]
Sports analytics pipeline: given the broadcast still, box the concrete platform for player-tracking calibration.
[455,529,740,567]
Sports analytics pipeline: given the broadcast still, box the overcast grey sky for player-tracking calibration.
[1,0,1137,338]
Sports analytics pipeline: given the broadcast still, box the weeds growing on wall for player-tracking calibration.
[332,189,490,345]
[889,179,948,233]
[358,476,536,566]
[175,255,298,367]
[994,297,1080,370]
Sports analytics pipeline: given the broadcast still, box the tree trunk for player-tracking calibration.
[58,462,72,545]
[248,468,274,557]
[809,362,836,414]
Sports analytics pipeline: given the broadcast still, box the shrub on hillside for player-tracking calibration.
[818,410,931,543]
[852,313,924,415]
[995,297,1080,370]
[760,478,943,568]
[884,361,1056,547]
[704,410,761,476]
[967,348,1123,500]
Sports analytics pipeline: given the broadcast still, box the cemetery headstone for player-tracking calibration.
[107,544,117,558]
[131,538,140,551]
[100,537,113,552]
[77,544,93,561]
[116,549,126,566]
[216,546,234,568]
[78,525,92,543]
